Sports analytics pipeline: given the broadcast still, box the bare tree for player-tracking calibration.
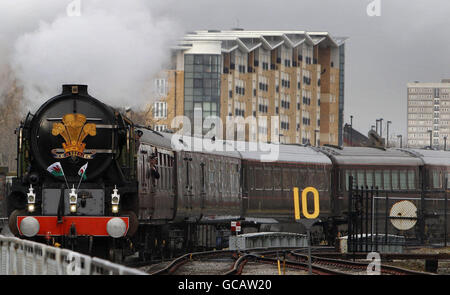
[0,79,24,172]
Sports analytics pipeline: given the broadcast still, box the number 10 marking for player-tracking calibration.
[293,187,320,220]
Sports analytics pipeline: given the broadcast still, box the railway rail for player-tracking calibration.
[137,247,434,275]
[289,250,434,275]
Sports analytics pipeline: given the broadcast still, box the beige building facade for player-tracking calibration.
[407,80,450,149]
[148,30,346,146]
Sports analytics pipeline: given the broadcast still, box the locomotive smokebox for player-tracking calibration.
[27,84,118,181]
[62,84,89,95]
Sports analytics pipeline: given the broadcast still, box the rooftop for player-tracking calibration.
[175,29,346,54]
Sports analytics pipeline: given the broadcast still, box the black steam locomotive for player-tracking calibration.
[6,85,450,261]
[7,85,139,258]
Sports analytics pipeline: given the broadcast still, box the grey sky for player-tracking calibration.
[158,0,450,140]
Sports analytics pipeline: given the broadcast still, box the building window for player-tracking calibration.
[154,125,167,132]
[153,101,167,119]
[155,78,168,97]
[184,54,221,133]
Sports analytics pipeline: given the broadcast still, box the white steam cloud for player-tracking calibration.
[2,0,181,109]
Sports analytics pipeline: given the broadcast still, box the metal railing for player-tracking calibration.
[347,176,450,252]
[0,235,147,275]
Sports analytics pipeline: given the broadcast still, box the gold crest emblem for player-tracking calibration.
[51,113,97,159]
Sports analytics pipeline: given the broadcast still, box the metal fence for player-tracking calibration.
[347,176,450,252]
[0,235,147,275]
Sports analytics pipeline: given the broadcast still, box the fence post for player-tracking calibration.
[420,167,426,244]
[375,187,379,252]
[385,192,388,245]
[365,185,369,252]
[355,183,358,254]
[360,186,364,252]
[348,176,353,254]
[445,177,448,247]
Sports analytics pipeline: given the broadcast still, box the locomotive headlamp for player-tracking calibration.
[27,185,36,213]
[27,204,35,213]
[69,186,78,213]
[111,186,120,214]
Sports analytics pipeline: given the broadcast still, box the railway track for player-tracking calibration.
[146,249,236,275]
[137,247,433,275]
[225,253,349,275]
[289,250,434,275]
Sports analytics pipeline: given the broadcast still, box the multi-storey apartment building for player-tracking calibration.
[149,29,346,146]
[407,80,450,149]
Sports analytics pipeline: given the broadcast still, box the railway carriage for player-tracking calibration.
[319,146,423,210]
[136,130,176,222]
[171,136,242,222]
[400,149,450,242]
[240,144,332,220]
[319,145,450,242]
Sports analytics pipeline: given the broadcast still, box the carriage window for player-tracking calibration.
[282,169,291,189]
[255,167,264,189]
[264,168,272,189]
[235,168,239,194]
[383,170,390,190]
[209,160,214,180]
[157,154,162,190]
[298,168,306,188]
[345,170,349,191]
[273,168,281,189]
[248,167,254,189]
[357,170,365,187]
[163,154,168,190]
[446,173,450,189]
[345,170,356,191]
[399,170,407,190]
[217,166,221,192]
[433,171,440,188]
[366,170,373,188]
[169,155,174,189]
[142,154,147,187]
[226,163,231,193]
[316,168,325,190]
[164,154,168,189]
[292,170,299,189]
[408,170,415,189]
[392,171,399,190]
[375,170,382,189]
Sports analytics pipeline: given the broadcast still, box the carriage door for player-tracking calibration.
[200,157,206,212]
[183,152,193,211]
[241,164,250,217]
[138,146,154,219]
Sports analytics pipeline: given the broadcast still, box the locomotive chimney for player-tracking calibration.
[62,84,88,95]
